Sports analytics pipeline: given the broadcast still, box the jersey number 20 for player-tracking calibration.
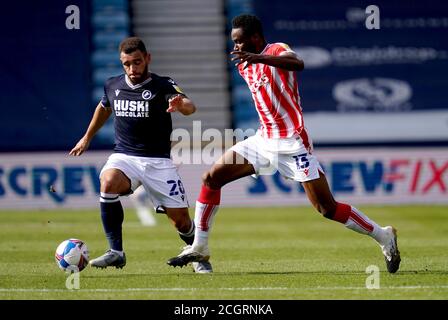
[166,180,185,196]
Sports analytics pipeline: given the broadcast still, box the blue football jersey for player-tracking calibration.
[101,73,185,158]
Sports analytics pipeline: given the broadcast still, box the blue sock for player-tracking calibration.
[100,193,124,251]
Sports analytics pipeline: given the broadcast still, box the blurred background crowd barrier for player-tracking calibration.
[1,0,447,208]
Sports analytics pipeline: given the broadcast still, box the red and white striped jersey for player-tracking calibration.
[238,43,304,139]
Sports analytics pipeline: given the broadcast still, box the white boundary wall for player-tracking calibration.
[0,148,447,209]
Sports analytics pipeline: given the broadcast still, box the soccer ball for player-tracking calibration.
[55,239,89,272]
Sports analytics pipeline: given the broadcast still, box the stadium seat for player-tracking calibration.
[91,50,120,68]
[90,0,129,111]
[93,68,124,86]
[93,0,128,12]
[93,32,129,50]
[92,12,129,30]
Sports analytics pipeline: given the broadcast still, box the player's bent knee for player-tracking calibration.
[100,177,114,192]
[100,169,131,194]
[201,171,211,184]
[202,169,223,190]
[100,176,126,194]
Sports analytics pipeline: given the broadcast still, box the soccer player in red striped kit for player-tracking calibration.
[168,14,401,273]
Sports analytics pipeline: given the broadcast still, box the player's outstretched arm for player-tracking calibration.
[69,103,112,156]
[230,50,304,71]
[166,95,196,115]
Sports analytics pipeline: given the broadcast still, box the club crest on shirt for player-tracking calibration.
[142,90,152,100]
[249,74,269,92]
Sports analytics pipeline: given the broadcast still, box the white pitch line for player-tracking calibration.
[0,287,287,293]
[0,285,448,293]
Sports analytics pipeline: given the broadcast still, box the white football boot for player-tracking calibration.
[379,226,401,273]
[167,245,210,268]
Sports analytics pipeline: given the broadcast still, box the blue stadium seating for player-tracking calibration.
[90,0,129,139]
[92,12,129,30]
[91,50,120,67]
[93,67,124,86]
[93,31,128,50]
[93,0,128,11]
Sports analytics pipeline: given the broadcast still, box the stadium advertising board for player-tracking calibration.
[0,149,446,209]
[232,1,448,144]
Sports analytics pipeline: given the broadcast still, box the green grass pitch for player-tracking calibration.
[0,206,447,299]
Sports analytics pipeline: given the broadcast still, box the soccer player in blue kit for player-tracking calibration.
[70,37,212,273]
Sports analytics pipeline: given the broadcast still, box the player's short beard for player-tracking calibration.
[129,64,149,84]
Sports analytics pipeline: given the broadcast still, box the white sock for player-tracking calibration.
[192,201,219,249]
[345,206,385,243]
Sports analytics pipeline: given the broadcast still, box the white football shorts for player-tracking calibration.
[230,132,323,182]
[100,153,189,208]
